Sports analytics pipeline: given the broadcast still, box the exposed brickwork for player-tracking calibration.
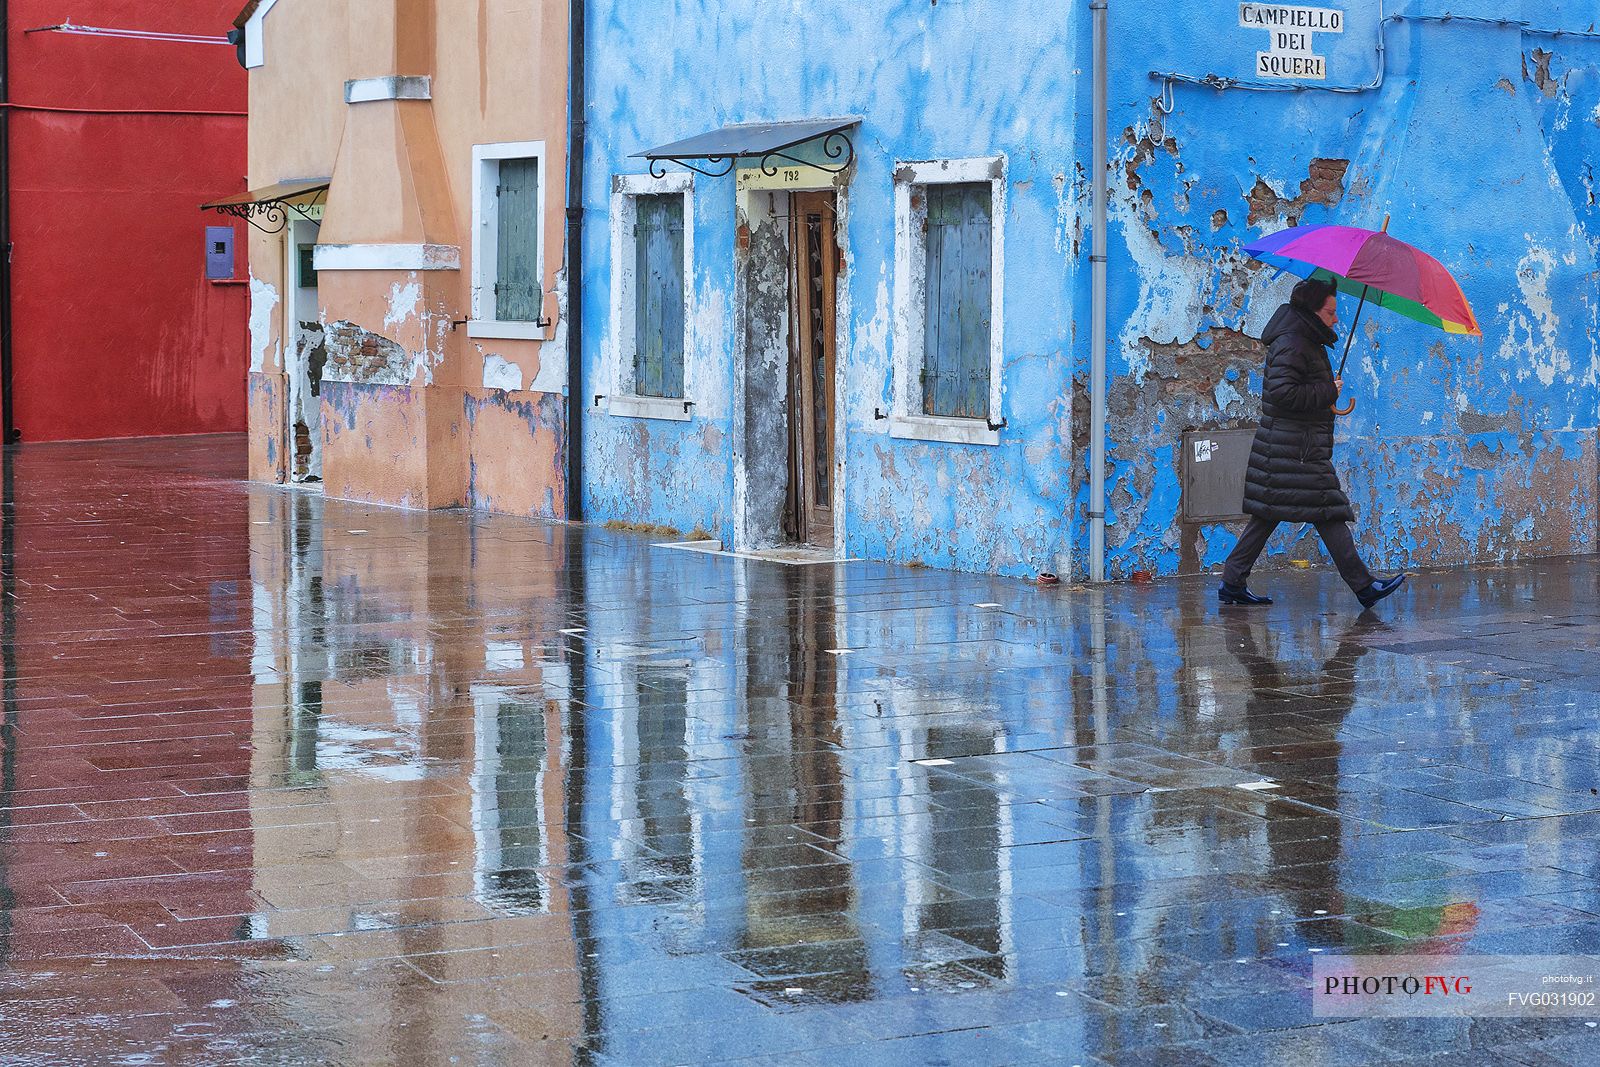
[1246,158,1350,226]
[323,320,414,386]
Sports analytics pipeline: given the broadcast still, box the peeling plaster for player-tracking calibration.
[1244,158,1348,227]
[383,279,423,331]
[482,354,524,392]
[323,321,413,387]
[528,262,569,394]
[249,273,281,374]
[1503,246,1566,388]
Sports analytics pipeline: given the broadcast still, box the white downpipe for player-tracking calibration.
[1089,0,1109,583]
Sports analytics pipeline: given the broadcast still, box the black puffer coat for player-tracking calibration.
[1241,303,1355,524]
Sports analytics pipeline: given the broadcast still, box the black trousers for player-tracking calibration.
[1222,516,1374,592]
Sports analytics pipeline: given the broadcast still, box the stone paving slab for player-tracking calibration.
[3,437,1600,1063]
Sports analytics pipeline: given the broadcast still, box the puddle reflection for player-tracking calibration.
[2,444,1594,1063]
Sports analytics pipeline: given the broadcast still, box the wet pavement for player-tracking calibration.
[2,436,1600,1065]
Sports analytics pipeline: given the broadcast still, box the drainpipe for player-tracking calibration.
[1088,0,1108,582]
[564,0,585,522]
[0,0,12,444]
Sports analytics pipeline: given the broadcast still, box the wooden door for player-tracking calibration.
[788,191,838,547]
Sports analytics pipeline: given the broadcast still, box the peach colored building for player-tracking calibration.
[229,0,569,516]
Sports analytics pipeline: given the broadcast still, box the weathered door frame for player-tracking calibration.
[731,165,850,557]
[787,190,839,547]
[283,214,323,484]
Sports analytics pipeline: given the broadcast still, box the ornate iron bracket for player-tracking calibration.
[649,156,737,179]
[647,128,857,180]
[208,187,326,235]
[758,130,854,177]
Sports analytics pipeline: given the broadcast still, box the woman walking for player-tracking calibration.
[1218,278,1406,609]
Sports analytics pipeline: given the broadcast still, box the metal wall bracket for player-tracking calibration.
[649,156,737,179]
[209,187,326,235]
[638,119,861,181]
[757,131,855,176]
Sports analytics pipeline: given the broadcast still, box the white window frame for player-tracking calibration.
[890,155,1006,447]
[607,172,695,422]
[241,0,279,69]
[469,140,548,341]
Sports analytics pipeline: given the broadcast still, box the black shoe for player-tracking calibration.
[1218,582,1272,606]
[1357,573,1407,609]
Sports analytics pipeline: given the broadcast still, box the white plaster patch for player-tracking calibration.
[482,354,524,392]
[530,262,569,395]
[1500,246,1566,387]
[249,272,281,374]
[384,278,422,331]
[421,298,451,387]
[527,351,565,394]
[1117,215,1209,381]
[1052,172,1080,257]
[1109,128,1209,382]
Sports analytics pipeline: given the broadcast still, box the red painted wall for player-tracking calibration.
[7,1,248,442]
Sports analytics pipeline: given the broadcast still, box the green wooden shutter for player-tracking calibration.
[495,158,541,322]
[634,194,686,399]
[922,183,992,419]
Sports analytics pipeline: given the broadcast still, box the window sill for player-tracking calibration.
[467,320,546,341]
[888,414,1000,447]
[607,395,692,422]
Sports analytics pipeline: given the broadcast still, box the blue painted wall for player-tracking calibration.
[581,0,1600,581]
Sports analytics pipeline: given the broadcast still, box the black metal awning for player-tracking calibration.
[634,117,860,179]
[201,178,330,234]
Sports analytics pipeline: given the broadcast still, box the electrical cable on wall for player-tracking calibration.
[1152,8,1599,114]
[23,21,230,45]
[11,23,243,117]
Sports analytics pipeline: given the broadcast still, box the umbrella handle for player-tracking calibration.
[1333,395,1355,416]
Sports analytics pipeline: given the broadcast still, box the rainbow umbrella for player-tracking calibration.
[1244,219,1480,413]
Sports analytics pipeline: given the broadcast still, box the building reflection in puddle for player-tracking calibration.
[245,487,1494,1059]
[469,683,564,915]
[246,492,586,1060]
[12,445,1568,1061]
[734,563,870,1003]
[564,555,1018,1018]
